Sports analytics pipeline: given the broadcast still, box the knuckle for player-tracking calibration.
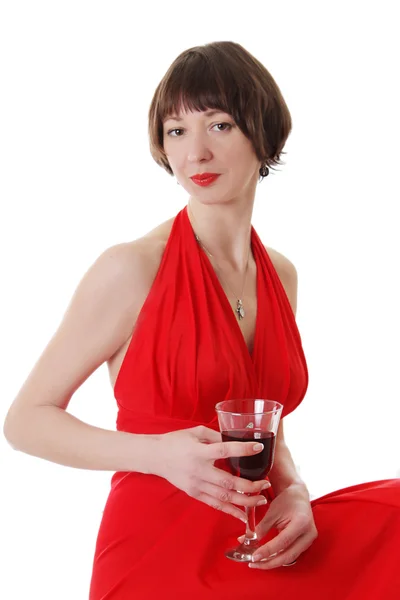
[262,545,273,557]
[284,552,296,564]
[219,490,232,503]
[243,482,255,493]
[218,444,229,459]
[280,535,292,550]
[303,539,314,553]
[220,478,234,490]
[187,484,199,498]
[298,513,311,528]
[296,519,309,535]
[210,501,222,512]
[297,515,317,537]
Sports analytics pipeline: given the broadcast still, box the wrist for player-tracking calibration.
[131,433,163,476]
[149,434,165,476]
[269,467,310,500]
[286,481,311,502]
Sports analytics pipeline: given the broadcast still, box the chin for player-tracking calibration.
[190,193,235,207]
[187,184,240,206]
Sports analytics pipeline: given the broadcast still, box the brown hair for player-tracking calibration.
[148,41,292,179]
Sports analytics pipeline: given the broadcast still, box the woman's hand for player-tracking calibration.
[155,425,271,523]
[239,483,318,569]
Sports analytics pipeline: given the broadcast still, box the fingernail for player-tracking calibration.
[257,497,268,506]
[237,535,245,542]
[253,443,264,451]
[261,482,270,490]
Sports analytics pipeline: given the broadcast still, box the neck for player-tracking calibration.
[187,199,254,272]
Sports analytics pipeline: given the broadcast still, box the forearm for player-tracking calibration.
[269,440,310,500]
[4,405,161,474]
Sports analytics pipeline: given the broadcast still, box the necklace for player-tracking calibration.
[188,208,251,321]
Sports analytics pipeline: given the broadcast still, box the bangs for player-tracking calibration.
[157,54,246,124]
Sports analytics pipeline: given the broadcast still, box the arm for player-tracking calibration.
[3,242,160,474]
[2,241,271,522]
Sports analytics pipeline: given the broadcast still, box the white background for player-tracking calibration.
[1,1,399,598]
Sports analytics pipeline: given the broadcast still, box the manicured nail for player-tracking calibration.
[257,497,268,506]
[261,482,270,490]
[253,443,264,451]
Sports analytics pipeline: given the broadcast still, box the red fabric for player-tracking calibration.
[89,207,400,599]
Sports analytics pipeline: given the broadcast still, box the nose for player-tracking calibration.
[186,132,213,164]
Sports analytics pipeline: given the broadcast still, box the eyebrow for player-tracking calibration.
[163,109,228,123]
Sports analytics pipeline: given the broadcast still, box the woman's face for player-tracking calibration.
[162,107,261,206]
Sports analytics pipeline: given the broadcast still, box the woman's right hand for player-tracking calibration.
[154,425,271,523]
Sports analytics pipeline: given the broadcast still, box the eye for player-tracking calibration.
[213,122,232,132]
[167,128,184,137]
[166,122,233,137]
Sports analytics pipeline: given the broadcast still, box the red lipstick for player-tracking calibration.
[190,173,220,187]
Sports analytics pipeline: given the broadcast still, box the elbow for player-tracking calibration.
[3,414,19,449]
[3,409,26,450]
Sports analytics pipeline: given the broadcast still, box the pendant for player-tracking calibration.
[236,299,245,320]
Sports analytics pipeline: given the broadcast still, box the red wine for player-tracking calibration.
[221,429,276,481]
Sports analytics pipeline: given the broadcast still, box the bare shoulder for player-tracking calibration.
[265,246,297,280]
[95,214,175,297]
[113,218,174,287]
[265,246,298,316]
[69,214,175,364]
[115,216,175,310]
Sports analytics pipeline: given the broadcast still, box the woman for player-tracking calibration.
[4,41,400,599]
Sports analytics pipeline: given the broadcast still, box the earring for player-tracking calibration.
[259,162,269,179]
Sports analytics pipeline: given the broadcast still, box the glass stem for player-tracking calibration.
[244,505,257,544]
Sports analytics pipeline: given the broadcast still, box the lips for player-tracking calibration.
[191,173,220,180]
[190,173,220,186]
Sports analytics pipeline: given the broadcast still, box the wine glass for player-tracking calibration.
[215,398,283,562]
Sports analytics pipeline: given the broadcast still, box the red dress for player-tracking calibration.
[89,206,400,599]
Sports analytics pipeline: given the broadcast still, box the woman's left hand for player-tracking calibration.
[239,483,318,570]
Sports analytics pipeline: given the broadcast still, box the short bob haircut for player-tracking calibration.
[148,41,292,181]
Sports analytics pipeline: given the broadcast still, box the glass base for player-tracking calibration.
[225,540,260,563]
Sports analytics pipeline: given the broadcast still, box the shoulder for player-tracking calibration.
[94,216,175,292]
[264,246,298,317]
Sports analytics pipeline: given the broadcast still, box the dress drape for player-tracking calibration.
[89,206,400,599]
